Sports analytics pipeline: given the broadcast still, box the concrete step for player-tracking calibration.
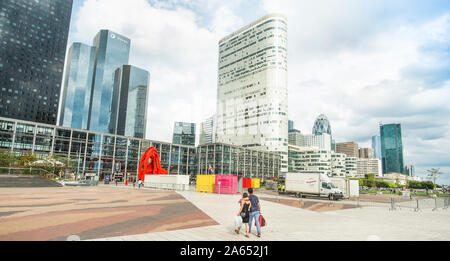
[0,175,63,188]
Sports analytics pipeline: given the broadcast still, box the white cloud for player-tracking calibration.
[262,0,450,173]
[71,0,237,143]
[68,0,450,179]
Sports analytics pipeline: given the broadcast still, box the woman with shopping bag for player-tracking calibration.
[235,193,251,238]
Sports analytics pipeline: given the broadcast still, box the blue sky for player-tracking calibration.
[67,0,450,185]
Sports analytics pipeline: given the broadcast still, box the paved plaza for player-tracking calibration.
[0,185,449,241]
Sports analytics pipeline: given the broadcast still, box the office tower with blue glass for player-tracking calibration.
[109,65,149,139]
[380,123,404,174]
[59,43,96,130]
[0,0,73,124]
[173,122,196,146]
[88,30,130,133]
[371,135,382,160]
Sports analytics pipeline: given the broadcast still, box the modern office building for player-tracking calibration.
[0,116,196,181]
[88,30,131,134]
[196,143,281,179]
[331,153,347,177]
[288,120,294,132]
[357,158,382,177]
[359,147,375,159]
[336,142,359,157]
[288,129,302,146]
[288,145,332,176]
[312,114,332,136]
[345,157,358,177]
[380,123,404,174]
[109,65,149,139]
[404,165,414,176]
[0,116,281,181]
[215,14,289,172]
[59,43,96,130]
[199,115,215,145]
[371,135,382,159]
[173,122,196,146]
[0,0,73,125]
[301,133,332,151]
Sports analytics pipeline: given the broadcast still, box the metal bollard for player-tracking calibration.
[432,198,438,211]
[414,199,420,212]
[389,197,395,211]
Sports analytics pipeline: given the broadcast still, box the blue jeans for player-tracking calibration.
[249,211,261,235]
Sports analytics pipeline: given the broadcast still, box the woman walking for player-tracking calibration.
[235,193,251,238]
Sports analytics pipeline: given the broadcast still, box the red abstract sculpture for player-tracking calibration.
[138,147,168,182]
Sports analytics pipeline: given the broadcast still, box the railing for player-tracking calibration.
[389,197,449,211]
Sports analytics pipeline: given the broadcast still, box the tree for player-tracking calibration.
[0,150,16,168]
[426,168,443,189]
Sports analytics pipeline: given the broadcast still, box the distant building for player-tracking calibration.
[404,165,415,176]
[357,158,382,177]
[288,145,331,176]
[380,123,404,174]
[59,43,96,130]
[359,147,375,159]
[288,129,302,146]
[288,132,331,151]
[109,65,149,139]
[345,157,358,177]
[336,142,359,157]
[173,122,196,146]
[331,153,347,177]
[371,135,382,159]
[199,116,215,145]
[312,114,332,136]
[288,120,294,132]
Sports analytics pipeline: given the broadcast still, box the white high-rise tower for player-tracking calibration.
[215,14,288,172]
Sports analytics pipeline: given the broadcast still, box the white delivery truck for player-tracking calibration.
[284,172,344,200]
[329,177,360,199]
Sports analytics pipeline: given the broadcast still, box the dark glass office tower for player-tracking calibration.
[0,0,73,124]
[380,124,404,174]
[88,30,130,134]
[173,122,196,146]
[59,43,96,130]
[109,65,149,139]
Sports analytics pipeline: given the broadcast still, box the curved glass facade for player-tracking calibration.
[88,30,130,134]
[59,43,96,130]
[109,65,149,138]
[312,114,332,136]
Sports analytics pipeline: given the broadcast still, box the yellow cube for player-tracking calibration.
[251,178,260,188]
[196,175,215,193]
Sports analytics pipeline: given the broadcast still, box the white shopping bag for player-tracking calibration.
[234,216,243,228]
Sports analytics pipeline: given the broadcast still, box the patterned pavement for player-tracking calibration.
[0,186,218,241]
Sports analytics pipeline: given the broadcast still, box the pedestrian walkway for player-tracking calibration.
[91,189,450,241]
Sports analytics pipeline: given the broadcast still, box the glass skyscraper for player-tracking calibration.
[380,124,404,174]
[312,114,332,136]
[371,135,382,160]
[0,0,73,124]
[173,122,196,146]
[59,43,96,130]
[88,30,130,134]
[109,65,149,139]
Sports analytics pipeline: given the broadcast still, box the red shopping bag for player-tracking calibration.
[259,215,266,227]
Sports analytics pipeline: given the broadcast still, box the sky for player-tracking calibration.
[66,0,450,185]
